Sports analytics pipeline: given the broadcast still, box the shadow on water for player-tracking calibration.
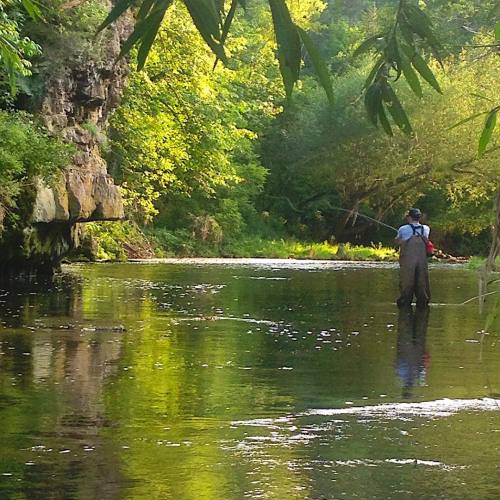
[396,306,430,399]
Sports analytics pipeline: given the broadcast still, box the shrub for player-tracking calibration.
[0,110,73,230]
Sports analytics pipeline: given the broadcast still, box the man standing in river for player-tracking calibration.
[395,208,431,308]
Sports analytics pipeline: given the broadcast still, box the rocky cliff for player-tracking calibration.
[0,5,132,278]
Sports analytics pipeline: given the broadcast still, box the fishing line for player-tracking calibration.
[328,207,399,233]
[269,196,399,233]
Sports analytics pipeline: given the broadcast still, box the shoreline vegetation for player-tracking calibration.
[79,221,398,261]
[73,221,481,265]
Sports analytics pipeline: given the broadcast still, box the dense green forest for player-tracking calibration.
[1,0,499,260]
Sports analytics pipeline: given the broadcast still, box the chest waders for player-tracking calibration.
[397,225,431,307]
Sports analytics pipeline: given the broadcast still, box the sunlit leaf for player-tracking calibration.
[297,27,334,106]
[21,0,42,19]
[448,111,489,131]
[478,110,498,157]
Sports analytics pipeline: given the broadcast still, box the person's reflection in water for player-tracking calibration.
[396,306,430,399]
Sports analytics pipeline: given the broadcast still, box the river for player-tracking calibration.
[0,260,498,499]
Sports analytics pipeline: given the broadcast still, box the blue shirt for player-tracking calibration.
[397,223,430,241]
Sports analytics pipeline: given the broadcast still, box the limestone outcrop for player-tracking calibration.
[0,4,132,278]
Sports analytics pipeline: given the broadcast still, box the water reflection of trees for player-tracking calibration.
[0,273,126,498]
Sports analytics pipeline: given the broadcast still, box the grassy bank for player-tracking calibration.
[78,222,497,266]
[467,256,500,270]
[79,222,399,262]
[218,237,398,261]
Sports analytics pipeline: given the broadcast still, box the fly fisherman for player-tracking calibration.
[395,208,431,308]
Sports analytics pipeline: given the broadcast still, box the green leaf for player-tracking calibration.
[364,56,384,89]
[269,0,301,100]
[398,17,415,48]
[495,21,500,43]
[184,0,223,40]
[353,34,384,58]
[400,51,422,98]
[220,0,238,46]
[448,111,489,131]
[402,4,442,63]
[214,0,239,69]
[118,14,156,59]
[215,0,225,15]
[400,44,441,94]
[184,0,227,63]
[21,0,41,20]
[378,105,393,136]
[364,83,382,127]
[136,0,173,70]
[381,83,413,135]
[297,27,334,106]
[137,0,156,20]
[385,36,402,79]
[478,110,498,157]
[98,0,136,32]
[402,3,433,30]
[470,93,495,103]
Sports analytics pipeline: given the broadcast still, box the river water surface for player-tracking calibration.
[0,260,498,499]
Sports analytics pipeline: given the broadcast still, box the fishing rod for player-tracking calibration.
[328,207,399,233]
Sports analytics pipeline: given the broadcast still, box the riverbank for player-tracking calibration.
[79,222,481,265]
[80,222,399,262]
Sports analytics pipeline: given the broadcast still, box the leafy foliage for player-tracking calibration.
[449,20,500,157]
[0,0,41,93]
[0,110,73,225]
[260,42,499,247]
[1,0,498,260]
[101,0,499,256]
[354,0,444,136]
[99,0,334,104]
[108,3,272,236]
